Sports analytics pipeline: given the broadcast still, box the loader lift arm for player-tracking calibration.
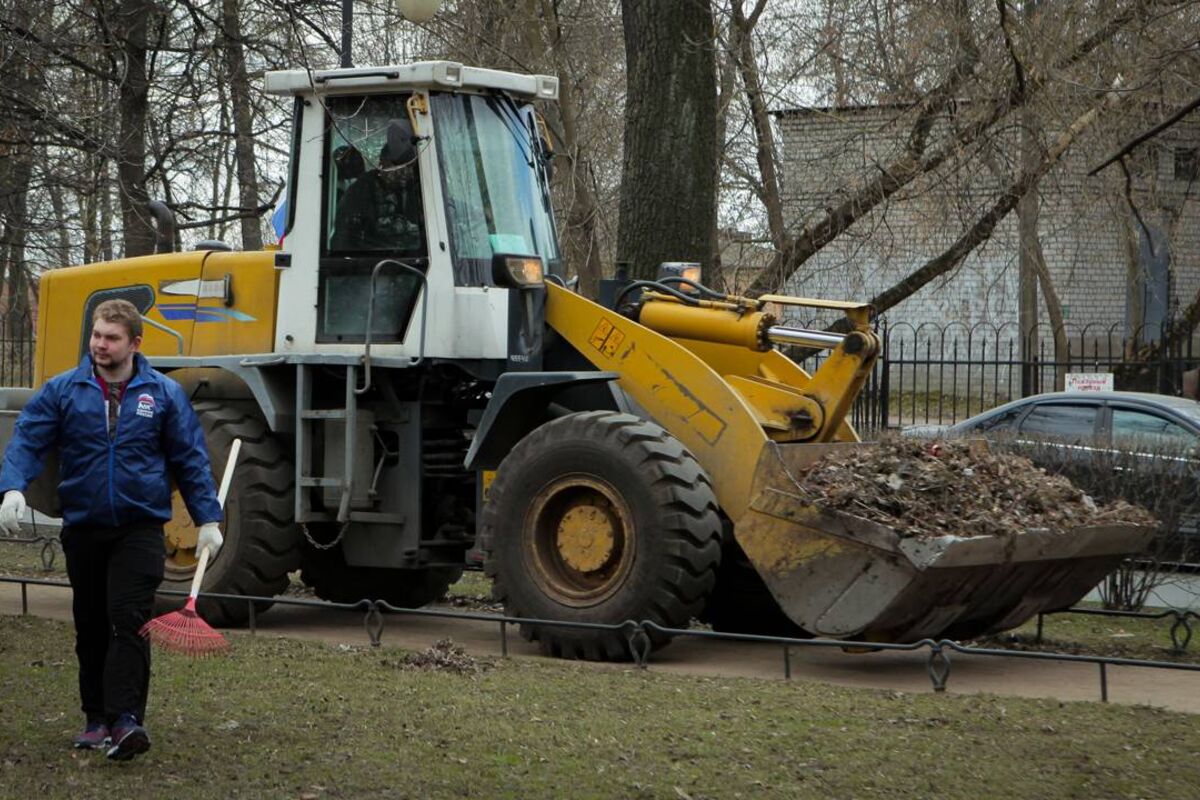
[543,280,879,523]
[541,282,1150,645]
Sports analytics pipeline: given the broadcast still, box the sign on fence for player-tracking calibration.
[1065,372,1114,393]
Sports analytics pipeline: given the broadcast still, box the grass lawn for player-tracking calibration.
[985,607,1200,664]
[2,614,1199,800]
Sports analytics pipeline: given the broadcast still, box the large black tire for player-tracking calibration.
[300,544,463,607]
[481,411,722,660]
[161,401,300,626]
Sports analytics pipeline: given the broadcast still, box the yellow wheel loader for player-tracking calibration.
[1,62,1151,658]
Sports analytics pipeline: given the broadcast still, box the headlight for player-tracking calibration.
[492,254,545,288]
[657,261,701,284]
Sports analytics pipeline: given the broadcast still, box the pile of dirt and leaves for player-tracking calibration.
[385,638,494,675]
[797,437,1156,539]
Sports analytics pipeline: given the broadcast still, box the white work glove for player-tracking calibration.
[0,490,26,536]
[196,522,224,560]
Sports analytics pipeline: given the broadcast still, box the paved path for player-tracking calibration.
[4,580,1199,714]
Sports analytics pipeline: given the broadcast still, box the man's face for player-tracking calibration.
[90,318,141,371]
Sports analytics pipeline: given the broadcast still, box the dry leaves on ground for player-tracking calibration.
[386,638,494,674]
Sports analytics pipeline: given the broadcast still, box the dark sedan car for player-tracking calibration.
[905,391,1200,452]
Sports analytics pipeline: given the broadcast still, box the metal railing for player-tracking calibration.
[3,572,1199,704]
[0,310,35,388]
[877,319,1200,428]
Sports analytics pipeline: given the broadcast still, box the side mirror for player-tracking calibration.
[381,119,418,168]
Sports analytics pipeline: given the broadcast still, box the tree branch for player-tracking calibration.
[1089,90,1200,175]
[869,85,1126,315]
[0,18,121,83]
[746,0,1173,296]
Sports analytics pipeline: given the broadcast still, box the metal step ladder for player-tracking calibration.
[295,362,355,524]
[294,362,406,527]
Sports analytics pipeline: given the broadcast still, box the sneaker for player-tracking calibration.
[72,720,110,750]
[105,714,150,761]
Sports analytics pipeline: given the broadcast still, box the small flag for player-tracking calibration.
[271,197,288,244]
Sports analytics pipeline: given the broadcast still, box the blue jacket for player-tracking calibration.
[0,354,222,528]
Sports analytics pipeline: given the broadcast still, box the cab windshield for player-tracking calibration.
[431,92,560,286]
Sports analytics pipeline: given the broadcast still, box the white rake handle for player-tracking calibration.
[189,438,242,600]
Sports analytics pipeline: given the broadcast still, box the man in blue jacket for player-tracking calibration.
[0,299,224,761]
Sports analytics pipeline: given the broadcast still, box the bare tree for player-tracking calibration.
[220,0,263,250]
[723,0,1191,307]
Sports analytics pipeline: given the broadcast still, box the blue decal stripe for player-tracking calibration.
[154,304,256,323]
[195,307,258,322]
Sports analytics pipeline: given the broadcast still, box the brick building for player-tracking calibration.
[771,104,1200,344]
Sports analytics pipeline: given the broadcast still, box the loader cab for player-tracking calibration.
[264,63,561,366]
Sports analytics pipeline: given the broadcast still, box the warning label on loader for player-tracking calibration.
[589,318,626,358]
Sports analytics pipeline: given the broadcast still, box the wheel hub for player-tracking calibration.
[526,476,635,606]
[556,504,618,573]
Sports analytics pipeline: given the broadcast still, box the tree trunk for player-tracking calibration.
[0,0,37,353]
[1018,111,1041,394]
[115,0,156,257]
[49,182,73,268]
[617,0,718,280]
[100,163,115,263]
[552,69,606,298]
[1031,235,1069,392]
[1,155,34,351]
[221,0,262,251]
[1121,213,1144,358]
[1017,113,1069,391]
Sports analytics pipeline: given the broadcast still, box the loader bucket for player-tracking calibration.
[733,442,1156,643]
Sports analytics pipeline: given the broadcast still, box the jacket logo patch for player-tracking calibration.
[136,393,156,419]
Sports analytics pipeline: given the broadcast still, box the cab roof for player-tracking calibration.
[263,61,559,102]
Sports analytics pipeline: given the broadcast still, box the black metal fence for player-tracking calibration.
[3,571,1199,701]
[0,311,35,387]
[837,320,1200,431]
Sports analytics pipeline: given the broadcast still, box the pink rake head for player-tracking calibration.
[140,439,242,657]
[140,597,230,656]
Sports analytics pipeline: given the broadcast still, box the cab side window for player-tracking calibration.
[317,94,428,343]
[324,95,424,255]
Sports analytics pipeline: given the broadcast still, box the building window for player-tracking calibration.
[1175,147,1199,181]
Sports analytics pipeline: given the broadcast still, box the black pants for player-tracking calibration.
[61,523,165,725]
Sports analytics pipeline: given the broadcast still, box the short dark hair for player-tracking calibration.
[93,299,143,340]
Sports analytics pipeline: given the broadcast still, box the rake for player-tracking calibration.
[140,438,242,656]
